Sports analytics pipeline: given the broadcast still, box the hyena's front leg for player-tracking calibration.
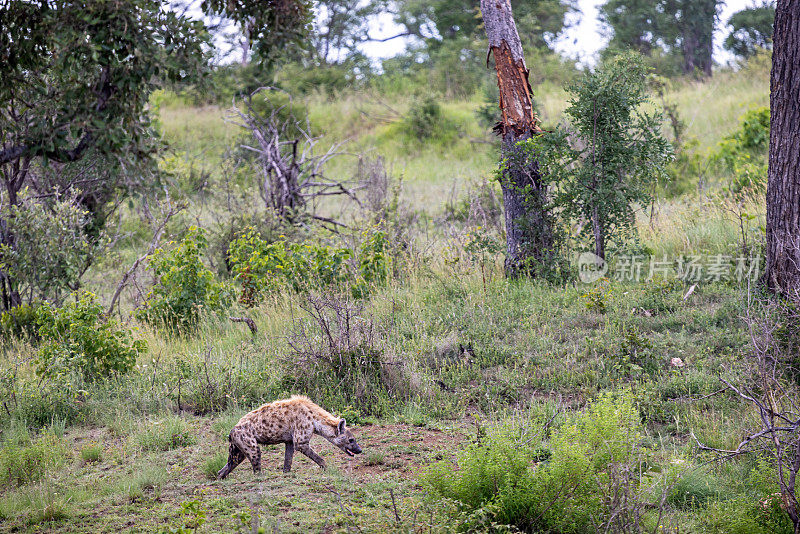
[297,442,326,469]
[283,441,295,473]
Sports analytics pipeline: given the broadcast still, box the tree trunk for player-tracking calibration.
[592,205,605,260]
[480,0,553,278]
[678,0,717,76]
[764,0,800,295]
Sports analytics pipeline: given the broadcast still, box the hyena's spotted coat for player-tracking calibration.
[217,395,362,478]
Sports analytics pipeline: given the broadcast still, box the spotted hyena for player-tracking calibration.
[217,395,362,478]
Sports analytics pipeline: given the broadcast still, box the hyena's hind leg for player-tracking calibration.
[217,439,245,479]
[229,428,261,474]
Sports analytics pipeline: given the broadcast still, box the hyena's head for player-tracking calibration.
[328,419,362,457]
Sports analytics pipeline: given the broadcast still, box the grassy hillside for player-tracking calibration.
[0,58,780,533]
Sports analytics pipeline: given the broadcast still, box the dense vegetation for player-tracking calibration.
[0,0,791,532]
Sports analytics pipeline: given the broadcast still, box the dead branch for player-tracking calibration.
[106,197,183,316]
[229,316,258,335]
[227,88,362,227]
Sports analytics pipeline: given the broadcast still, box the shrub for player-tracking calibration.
[0,303,39,341]
[714,107,770,196]
[528,51,673,259]
[35,292,145,381]
[136,416,195,452]
[581,279,612,313]
[228,227,389,305]
[400,96,459,148]
[136,227,230,332]
[0,191,94,307]
[284,296,400,416]
[422,392,653,532]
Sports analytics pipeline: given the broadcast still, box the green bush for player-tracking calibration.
[35,292,145,381]
[714,107,770,195]
[136,227,230,331]
[0,302,39,341]
[228,228,352,305]
[228,227,390,305]
[402,97,458,146]
[422,392,652,532]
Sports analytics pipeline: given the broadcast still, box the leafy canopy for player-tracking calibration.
[724,2,776,59]
[0,0,208,168]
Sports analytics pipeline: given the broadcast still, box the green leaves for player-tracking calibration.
[0,0,209,166]
[34,292,146,381]
[201,0,312,65]
[524,52,673,258]
[136,227,230,333]
[228,227,390,305]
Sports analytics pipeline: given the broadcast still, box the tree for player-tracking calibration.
[531,53,672,260]
[725,2,776,59]
[201,0,313,65]
[598,0,722,77]
[599,0,669,56]
[395,0,576,51]
[673,0,723,76]
[480,0,555,278]
[0,0,207,309]
[763,0,800,295]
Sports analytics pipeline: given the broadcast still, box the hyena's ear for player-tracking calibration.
[338,419,346,435]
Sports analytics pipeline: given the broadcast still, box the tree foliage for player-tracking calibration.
[0,0,209,310]
[201,0,312,65]
[599,0,723,76]
[528,53,673,259]
[724,2,776,59]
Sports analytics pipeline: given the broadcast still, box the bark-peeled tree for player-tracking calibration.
[764,0,800,295]
[480,0,553,278]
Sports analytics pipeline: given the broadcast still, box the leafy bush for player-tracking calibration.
[581,280,612,313]
[714,107,770,195]
[228,227,390,305]
[137,227,230,331]
[0,302,39,341]
[422,392,653,532]
[402,97,458,146]
[0,191,94,307]
[35,292,146,381]
[228,228,353,305]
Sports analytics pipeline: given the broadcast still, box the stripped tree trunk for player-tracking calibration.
[480,0,553,278]
[763,0,800,294]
